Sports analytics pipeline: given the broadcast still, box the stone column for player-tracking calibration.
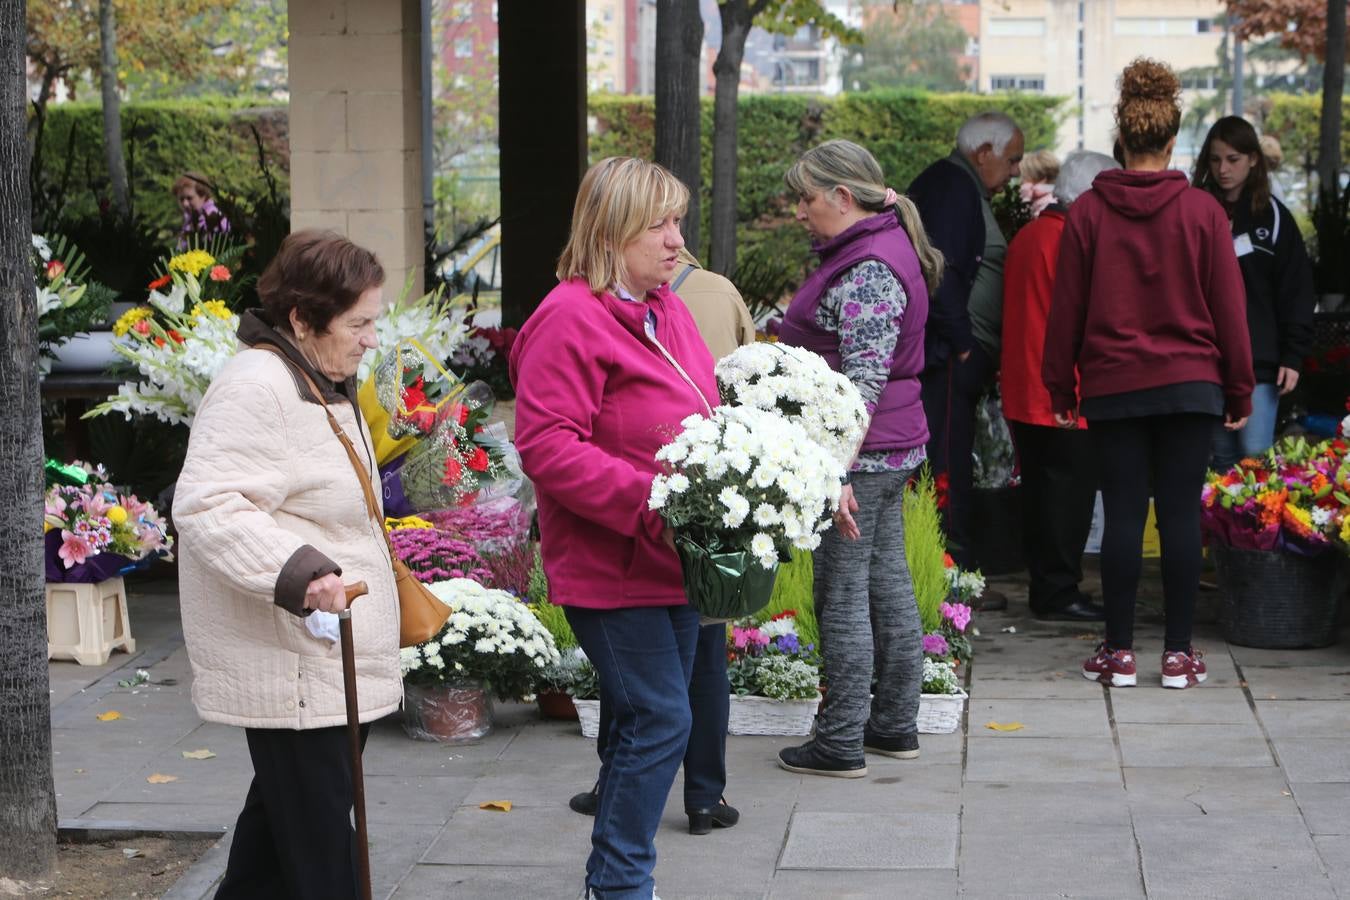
[289,0,424,293]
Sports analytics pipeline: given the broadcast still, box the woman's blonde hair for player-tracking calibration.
[1019,149,1060,185]
[784,139,944,295]
[557,157,690,295]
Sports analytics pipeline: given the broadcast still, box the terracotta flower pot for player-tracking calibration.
[402,681,493,742]
[536,689,578,720]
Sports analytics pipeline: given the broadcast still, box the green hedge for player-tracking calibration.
[31,97,289,232]
[1262,93,1350,175]
[590,90,1064,263]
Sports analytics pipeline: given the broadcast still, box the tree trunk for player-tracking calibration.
[710,0,753,276]
[654,0,705,252]
[1317,0,1346,293]
[99,0,129,220]
[0,0,59,884]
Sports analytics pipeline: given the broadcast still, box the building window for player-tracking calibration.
[990,74,1045,92]
[1114,18,1208,36]
[987,18,1046,37]
[1180,71,1218,90]
[450,2,472,24]
[454,37,473,59]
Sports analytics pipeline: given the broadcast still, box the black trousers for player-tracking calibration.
[216,723,370,900]
[595,622,728,810]
[920,344,997,568]
[1010,422,1097,611]
[1089,414,1218,652]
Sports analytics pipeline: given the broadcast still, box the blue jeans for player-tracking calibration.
[1212,382,1280,471]
[593,623,728,810]
[565,604,700,900]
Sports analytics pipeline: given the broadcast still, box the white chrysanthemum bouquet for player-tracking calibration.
[399,578,561,701]
[649,406,843,617]
[714,342,868,468]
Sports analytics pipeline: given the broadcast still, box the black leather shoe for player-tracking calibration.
[686,798,739,835]
[1032,597,1106,621]
[973,588,1008,612]
[568,783,598,816]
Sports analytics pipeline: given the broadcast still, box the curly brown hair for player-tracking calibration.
[1115,58,1181,157]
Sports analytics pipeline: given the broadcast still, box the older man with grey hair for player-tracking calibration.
[1001,150,1119,621]
[907,111,1024,605]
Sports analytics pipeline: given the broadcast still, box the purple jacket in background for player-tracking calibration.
[778,211,930,452]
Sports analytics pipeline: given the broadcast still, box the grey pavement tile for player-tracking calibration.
[1109,687,1256,725]
[964,737,1121,783]
[778,812,957,869]
[1275,738,1350,783]
[1230,640,1350,669]
[969,669,1104,699]
[790,764,961,814]
[367,822,443,900]
[965,698,1110,738]
[463,770,602,809]
[769,868,955,898]
[1241,666,1350,701]
[366,774,472,825]
[1135,815,1335,900]
[1293,783,1350,835]
[1123,766,1297,817]
[1116,723,1273,768]
[422,805,592,866]
[1314,835,1350,895]
[76,800,241,829]
[652,799,792,896]
[960,781,1131,832]
[1256,700,1350,738]
[958,822,1143,898]
[391,864,579,899]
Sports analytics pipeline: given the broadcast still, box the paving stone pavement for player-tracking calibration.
[49,570,1350,899]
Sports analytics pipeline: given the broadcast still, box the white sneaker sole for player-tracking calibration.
[777,759,868,778]
[1083,667,1136,687]
[1161,671,1208,689]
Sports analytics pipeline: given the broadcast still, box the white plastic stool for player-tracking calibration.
[46,576,136,666]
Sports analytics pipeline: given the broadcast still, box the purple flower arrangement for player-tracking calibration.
[389,527,494,586]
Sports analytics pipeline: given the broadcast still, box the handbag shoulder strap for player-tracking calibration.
[256,344,392,549]
[670,264,696,293]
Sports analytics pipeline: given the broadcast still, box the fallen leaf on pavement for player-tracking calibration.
[985,721,1025,732]
[478,800,512,812]
[95,711,122,722]
[181,749,216,760]
[146,773,178,784]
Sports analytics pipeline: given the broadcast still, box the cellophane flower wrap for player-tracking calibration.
[43,461,173,583]
[714,342,867,469]
[89,268,242,426]
[398,578,562,701]
[357,279,469,385]
[1201,433,1350,557]
[650,405,843,569]
[726,610,821,701]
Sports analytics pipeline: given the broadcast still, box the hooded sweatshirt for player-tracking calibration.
[1042,169,1255,420]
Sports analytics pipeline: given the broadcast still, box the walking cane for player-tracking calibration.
[339,581,373,900]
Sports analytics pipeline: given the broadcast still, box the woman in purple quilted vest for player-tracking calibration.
[775,140,944,778]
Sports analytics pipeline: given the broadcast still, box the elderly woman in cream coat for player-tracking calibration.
[173,230,400,900]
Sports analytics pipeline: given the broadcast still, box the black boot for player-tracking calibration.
[568,782,598,816]
[686,798,740,835]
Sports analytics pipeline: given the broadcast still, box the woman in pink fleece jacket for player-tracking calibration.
[509,157,717,900]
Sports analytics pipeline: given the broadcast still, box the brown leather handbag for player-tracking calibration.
[258,344,451,647]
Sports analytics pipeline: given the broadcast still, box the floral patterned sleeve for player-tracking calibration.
[816,259,927,473]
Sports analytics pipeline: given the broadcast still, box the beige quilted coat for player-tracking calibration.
[174,344,401,729]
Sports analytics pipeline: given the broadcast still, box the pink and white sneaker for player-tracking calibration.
[1082,643,1137,687]
[1161,648,1207,689]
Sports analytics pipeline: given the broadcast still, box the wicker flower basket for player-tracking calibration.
[917,689,967,734]
[574,698,600,738]
[727,693,820,736]
[1213,544,1340,649]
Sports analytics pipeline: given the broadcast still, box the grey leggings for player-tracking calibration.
[813,469,923,756]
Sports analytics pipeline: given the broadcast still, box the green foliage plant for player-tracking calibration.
[903,466,948,634]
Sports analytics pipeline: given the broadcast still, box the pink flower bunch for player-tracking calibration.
[940,601,972,633]
[921,633,950,657]
[732,626,770,651]
[389,527,493,585]
[44,469,172,570]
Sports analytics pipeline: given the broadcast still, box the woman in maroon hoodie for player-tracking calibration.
[1042,58,1254,690]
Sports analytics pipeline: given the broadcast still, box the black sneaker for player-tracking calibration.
[777,741,867,778]
[686,798,740,835]
[568,782,598,816]
[863,726,920,759]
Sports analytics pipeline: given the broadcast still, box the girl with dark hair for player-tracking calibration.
[1042,58,1254,691]
[1192,116,1316,468]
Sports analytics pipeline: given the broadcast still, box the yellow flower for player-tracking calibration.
[189,299,233,322]
[1341,516,1350,544]
[168,250,215,278]
[385,515,435,531]
[107,506,128,525]
[113,306,154,337]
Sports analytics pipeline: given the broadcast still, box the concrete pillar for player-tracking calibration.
[289,0,424,293]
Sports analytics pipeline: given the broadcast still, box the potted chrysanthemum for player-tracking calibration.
[649,406,842,620]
